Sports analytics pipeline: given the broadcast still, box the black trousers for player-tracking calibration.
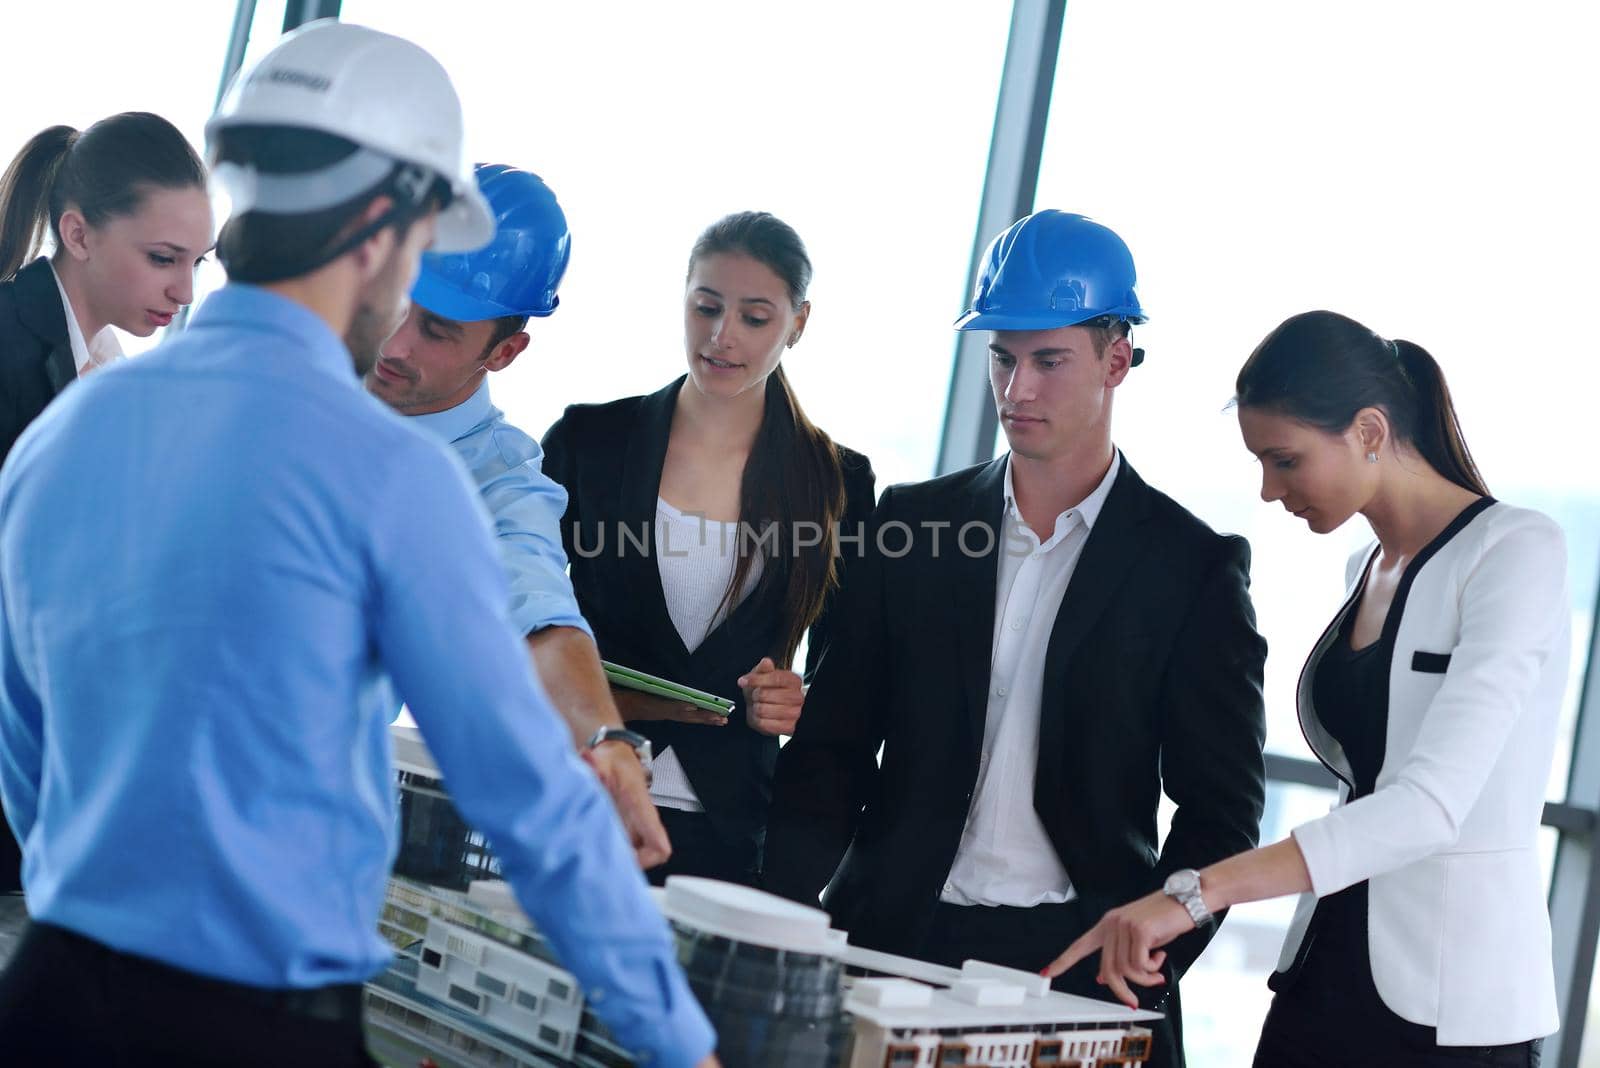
[1255,977,1542,1068]
[0,821,19,893]
[1254,882,1542,1068]
[919,899,1185,1068]
[0,922,377,1067]
[646,807,760,887]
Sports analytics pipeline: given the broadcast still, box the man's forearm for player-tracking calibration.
[525,625,622,748]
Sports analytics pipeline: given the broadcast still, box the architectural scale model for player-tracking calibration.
[370,726,1159,1068]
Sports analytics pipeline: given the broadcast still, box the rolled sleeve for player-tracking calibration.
[468,426,592,639]
[371,439,712,1065]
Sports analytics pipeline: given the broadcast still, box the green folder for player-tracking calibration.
[601,661,736,716]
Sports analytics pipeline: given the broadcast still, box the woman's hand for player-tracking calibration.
[611,686,728,727]
[1046,840,1312,1009]
[1043,889,1190,1009]
[739,657,804,736]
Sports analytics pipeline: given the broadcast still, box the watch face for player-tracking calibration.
[1165,870,1199,896]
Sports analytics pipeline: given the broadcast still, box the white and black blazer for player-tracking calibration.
[1275,499,1570,1046]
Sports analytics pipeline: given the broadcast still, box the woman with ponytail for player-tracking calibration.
[0,112,209,895]
[1,113,210,469]
[542,211,875,885]
[1047,310,1564,1066]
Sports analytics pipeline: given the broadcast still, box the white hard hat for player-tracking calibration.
[206,20,492,253]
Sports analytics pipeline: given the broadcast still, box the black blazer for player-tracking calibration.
[1,257,77,470]
[0,257,75,892]
[540,375,876,859]
[764,455,1268,981]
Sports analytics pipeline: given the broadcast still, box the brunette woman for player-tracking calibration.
[1049,311,1563,1068]
[542,211,876,885]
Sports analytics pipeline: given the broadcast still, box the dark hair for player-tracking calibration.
[1235,310,1488,496]
[1082,315,1130,357]
[688,211,847,668]
[481,314,529,357]
[212,125,447,284]
[0,112,205,281]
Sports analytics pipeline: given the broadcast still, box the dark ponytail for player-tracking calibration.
[1235,310,1489,496]
[688,211,848,668]
[0,127,76,281]
[0,112,205,282]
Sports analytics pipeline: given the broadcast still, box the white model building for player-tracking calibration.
[368,878,607,1067]
[372,725,1160,1068]
[843,971,1155,1068]
[653,876,1157,1068]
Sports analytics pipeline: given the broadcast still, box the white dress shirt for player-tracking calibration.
[48,261,124,376]
[941,451,1121,907]
[649,498,763,813]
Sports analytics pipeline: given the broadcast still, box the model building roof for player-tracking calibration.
[659,876,848,957]
[846,975,1161,1029]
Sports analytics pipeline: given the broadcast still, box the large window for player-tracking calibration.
[1027,2,1599,1062]
[335,1,1012,489]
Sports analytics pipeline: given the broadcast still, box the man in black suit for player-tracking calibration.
[764,211,1267,1068]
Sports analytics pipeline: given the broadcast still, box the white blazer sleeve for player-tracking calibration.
[1292,511,1568,897]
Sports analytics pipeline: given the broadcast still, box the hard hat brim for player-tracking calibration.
[410,271,512,323]
[410,270,555,323]
[953,308,1149,331]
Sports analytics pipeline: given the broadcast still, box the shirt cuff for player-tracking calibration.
[597,959,716,1068]
[1291,817,1347,899]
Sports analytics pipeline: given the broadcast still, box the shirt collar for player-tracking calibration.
[408,379,497,445]
[187,283,358,386]
[48,260,125,375]
[1003,449,1122,535]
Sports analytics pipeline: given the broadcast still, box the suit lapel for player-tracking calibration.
[953,458,1008,748]
[619,377,691,663]
[1294,547,1376,789]
[14,258,75,396]
[1037,459,1154,765]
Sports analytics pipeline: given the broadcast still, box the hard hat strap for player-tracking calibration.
[214,152,449,283]
[212,147,397,216]
[311,162,449,264]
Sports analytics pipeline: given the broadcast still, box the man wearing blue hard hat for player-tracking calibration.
[366,163,669,869]
[766,211,1267,1068]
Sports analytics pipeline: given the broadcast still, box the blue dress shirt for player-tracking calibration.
[0,285,712,1067]
[408,381,589,639]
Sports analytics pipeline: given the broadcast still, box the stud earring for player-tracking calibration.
[1366,451,1379,464]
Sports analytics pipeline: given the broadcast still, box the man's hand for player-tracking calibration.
[582,741,671,869]
[1043,889,1189,1009]
[739,657,804,736]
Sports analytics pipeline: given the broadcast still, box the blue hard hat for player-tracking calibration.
[954,210,1147,332]
[410,163,571,322]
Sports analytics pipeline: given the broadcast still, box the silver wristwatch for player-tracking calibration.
[586,725,653,769]
[1162,868,1214,928]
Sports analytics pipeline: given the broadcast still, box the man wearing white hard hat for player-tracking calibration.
[0,21,716,1068]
